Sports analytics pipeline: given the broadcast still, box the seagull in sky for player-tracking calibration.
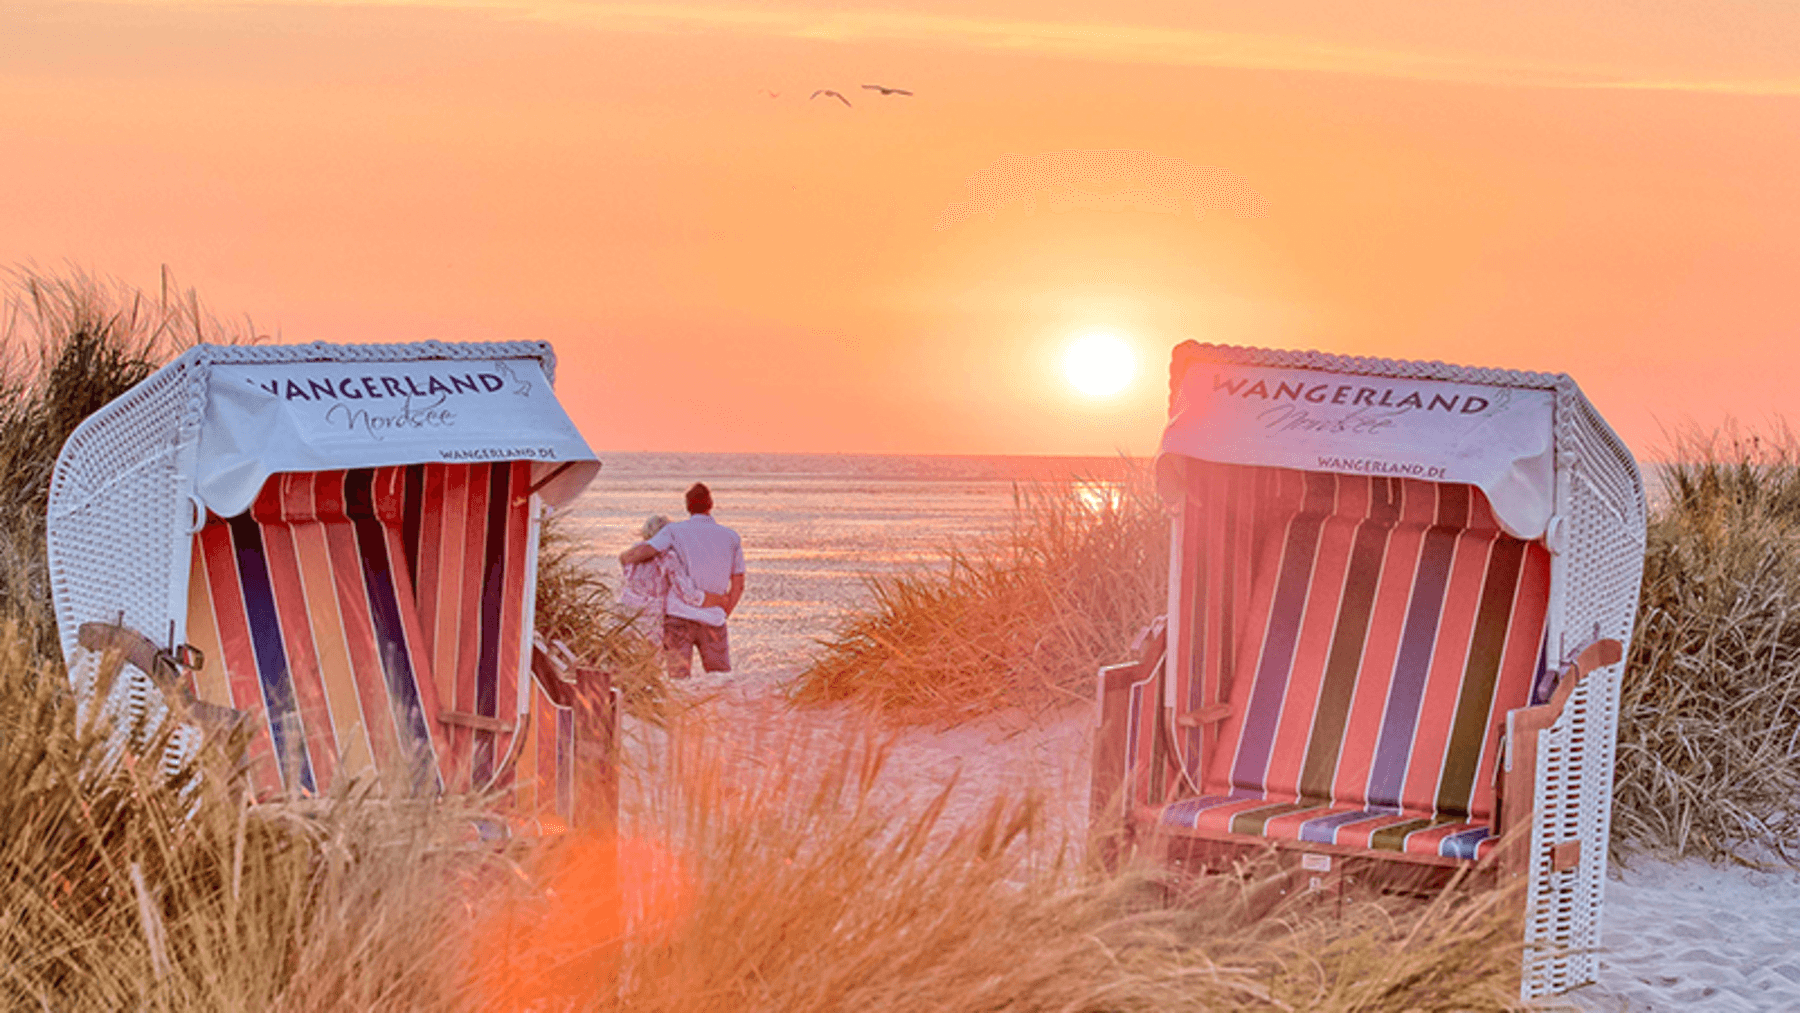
[811,89,852,107]
[761,89,781,98]
[861,84,913,96]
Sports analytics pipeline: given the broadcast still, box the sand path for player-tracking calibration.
[629,671,1800,1012]
[1569,858,1800,1012]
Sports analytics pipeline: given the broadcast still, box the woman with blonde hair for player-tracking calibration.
[618,514,719,638]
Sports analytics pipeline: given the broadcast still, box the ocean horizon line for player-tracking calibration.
[583,450,1150,483]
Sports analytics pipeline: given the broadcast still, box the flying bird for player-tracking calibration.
[861,84,913,96]
[760,89,781,98]
[811,89,852,107]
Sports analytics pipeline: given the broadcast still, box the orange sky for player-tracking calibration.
[4,1,1798,458]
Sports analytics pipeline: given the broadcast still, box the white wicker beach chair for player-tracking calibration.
[1091,341,1646,1000]
[46,341,615,827]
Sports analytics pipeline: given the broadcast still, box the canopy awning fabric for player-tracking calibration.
[1157,345,1557,540]
[196,356,599,517]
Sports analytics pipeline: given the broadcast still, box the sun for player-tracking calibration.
[1063,333,1136,397]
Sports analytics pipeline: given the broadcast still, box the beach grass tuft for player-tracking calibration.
[793,467,1168,723]
[1615,425,1800,862]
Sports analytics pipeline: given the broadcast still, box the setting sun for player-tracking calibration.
[1063,333,1136,397]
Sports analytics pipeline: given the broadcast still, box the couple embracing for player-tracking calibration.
[619,482,745,679]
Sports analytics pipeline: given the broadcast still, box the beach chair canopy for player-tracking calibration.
[1157,348,1556,539]
[47,342,602,801]
[1108,341,1645,999]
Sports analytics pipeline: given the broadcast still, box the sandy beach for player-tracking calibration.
[1569,857,1800,1012]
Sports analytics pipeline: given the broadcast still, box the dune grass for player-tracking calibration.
[1614,426,1800,863]
[0,267,232,662]
[591,716,1529,1013]
[793,470,1168,722]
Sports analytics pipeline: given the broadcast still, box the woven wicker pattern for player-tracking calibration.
[46,359,200,744]
[1521,387,1646,996]
[1161,343,1645,1001]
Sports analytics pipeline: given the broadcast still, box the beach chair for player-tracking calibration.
[1091,341,1645,1000]
[45,341,616,832]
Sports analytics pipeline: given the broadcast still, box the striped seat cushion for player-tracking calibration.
[185,463,532,798]
[1160,795,1500,861]
[1161,462,1549,860]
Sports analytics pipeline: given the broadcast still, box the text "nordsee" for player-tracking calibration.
[1213,374,1490,414]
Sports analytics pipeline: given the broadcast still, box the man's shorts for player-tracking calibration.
[662,615,731,674]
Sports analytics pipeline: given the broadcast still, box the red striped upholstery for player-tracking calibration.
[1157,462,1549,861]
[185,463,536,800]
[403,462,532,793]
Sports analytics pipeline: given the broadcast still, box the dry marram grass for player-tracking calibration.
[795,470,1168,722]
[1615,426,1800,862]
[0,626,506,1011]
[0,623,1529,1010]
[0,266,244,661]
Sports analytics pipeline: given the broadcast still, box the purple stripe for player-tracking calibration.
[345,469,441,795]
[1230,472,1336,790]
[472,462,513,784]
[1438,826,1491,861]
[1365,484,1468,810]
[226,514,317,794]
[1296,806,1398,845]
[1160,791,1262,829]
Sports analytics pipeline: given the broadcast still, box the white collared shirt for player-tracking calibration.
[646,513,744,626]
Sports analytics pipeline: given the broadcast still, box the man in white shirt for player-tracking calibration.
[618,482,745,677]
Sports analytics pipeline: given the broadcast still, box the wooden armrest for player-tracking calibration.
[1493,637,1623,877]
[1092,619,1172,852]
[1092,661,1143,828]
[1540,638,1623,712]
[77,620,247,734]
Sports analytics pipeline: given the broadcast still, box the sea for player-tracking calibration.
[560,453,1138,676]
